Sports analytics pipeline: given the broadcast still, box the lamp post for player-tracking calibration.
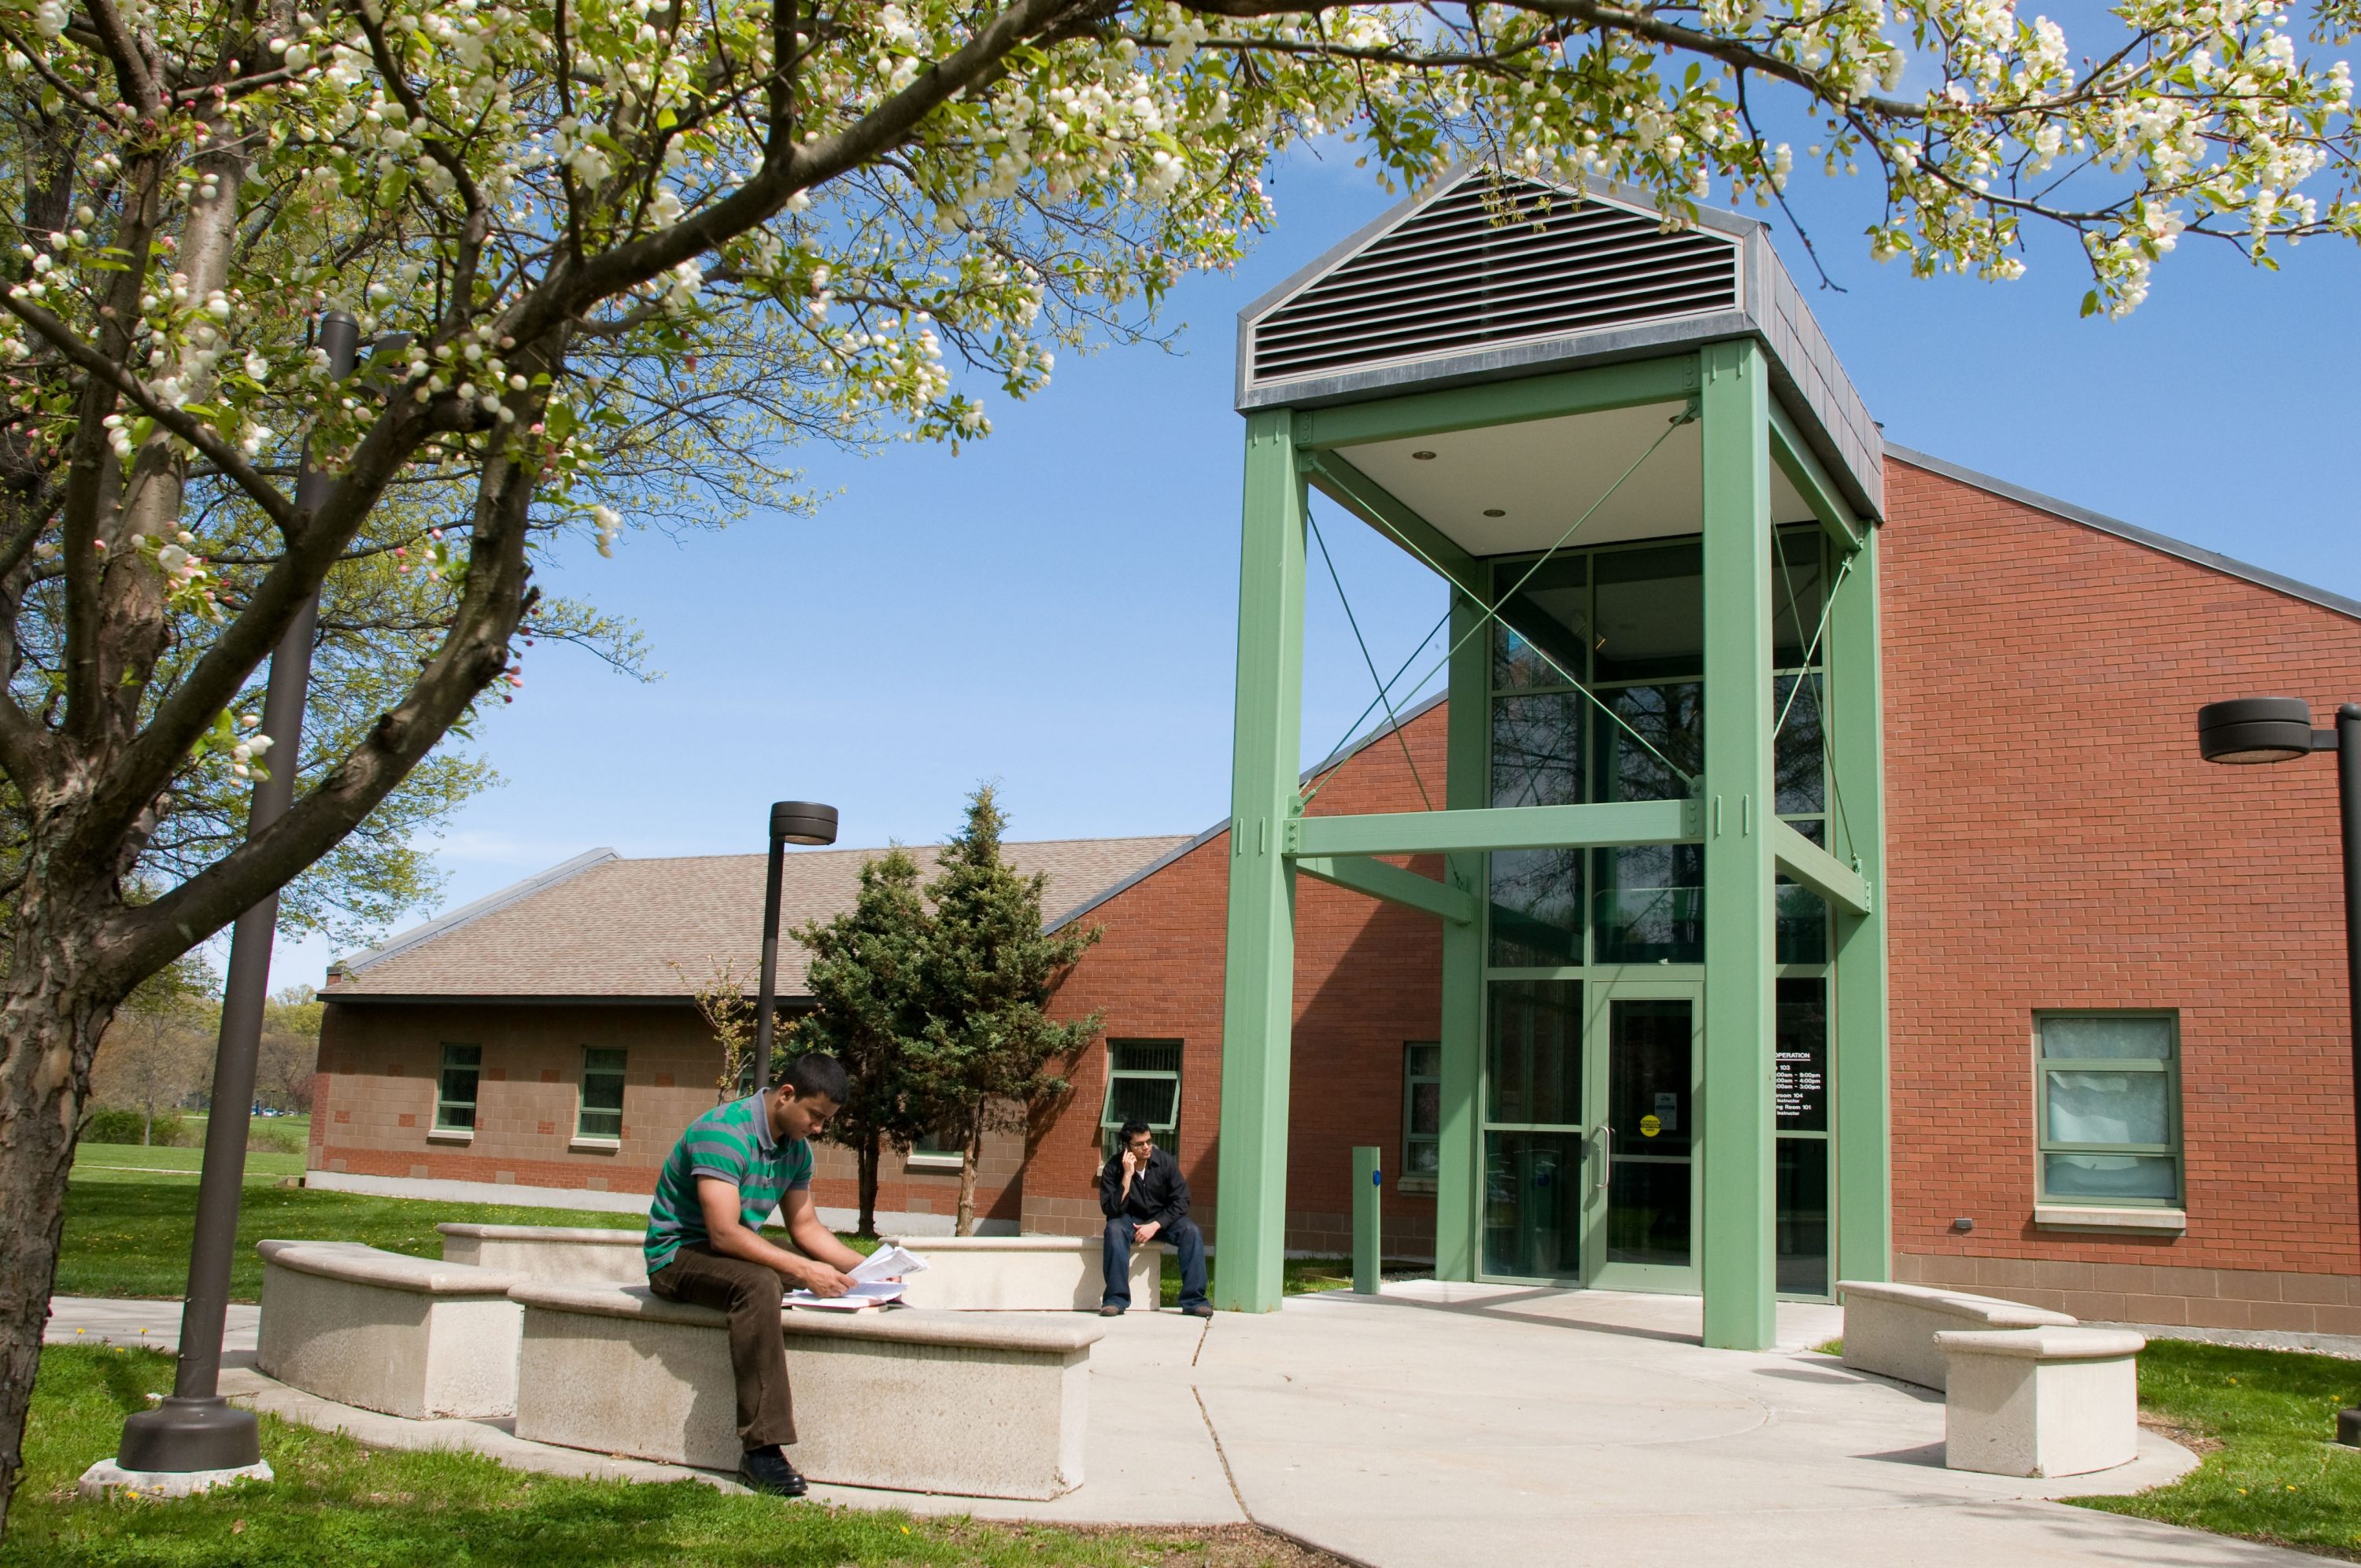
[2196,696,2361,1448]
[752,801,840,1090]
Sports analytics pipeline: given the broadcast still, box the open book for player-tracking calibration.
[783,1241,930,1310]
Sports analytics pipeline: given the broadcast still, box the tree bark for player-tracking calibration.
[956,1101,984,1236]
[856,1133,880,1238]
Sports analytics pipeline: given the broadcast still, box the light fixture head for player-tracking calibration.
[769,800,840,845]
[1482,507,1506,518]
[1410,450,1437,461]
[2197,697,2319,765]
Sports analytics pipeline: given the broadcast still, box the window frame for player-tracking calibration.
[575,1046,626,1144]
[1099,1039,1184,1160]
[434,1042,482,1134]
[1400,1041,1442,1193]
[2033,1010,2182,1208]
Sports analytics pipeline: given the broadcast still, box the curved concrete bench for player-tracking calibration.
[255,1240,523,1419]
[1937,1327,2146,1478]
[438,1223,648,1284]
[891,1234,1162,1311]
[510,1282,1102,1498]
[1836,1279,2076,1391]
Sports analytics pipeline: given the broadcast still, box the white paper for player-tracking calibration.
[850,1243,930,1284]
[784,1281,906,1309]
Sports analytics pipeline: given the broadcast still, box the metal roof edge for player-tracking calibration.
[1886,444,2361,623]
[329,847,622,978]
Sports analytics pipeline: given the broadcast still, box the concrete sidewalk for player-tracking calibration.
[42,1284,2314,1566]
[44,1295,257,1354]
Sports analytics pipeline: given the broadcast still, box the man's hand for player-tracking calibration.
[1121,1149,1139,1177]
[794,1260,855,1297]
[1135,1220,1161,1243]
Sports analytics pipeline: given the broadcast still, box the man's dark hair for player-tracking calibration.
[781,1052,849,1105]
[1119,1120,1151,1142]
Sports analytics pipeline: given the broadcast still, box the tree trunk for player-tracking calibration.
[0,935,119,1537]
[856,1133,880,1238]
[956,1101,985,1236]
[142,1096,153,1146]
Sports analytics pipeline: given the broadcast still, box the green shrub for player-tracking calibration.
[246,1122,306,1155]
[80,1107,186,1146]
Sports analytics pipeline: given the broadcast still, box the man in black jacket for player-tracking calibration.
[1099,1120,1211,1316]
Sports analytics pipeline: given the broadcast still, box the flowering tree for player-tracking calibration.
[0,0,2352,1527]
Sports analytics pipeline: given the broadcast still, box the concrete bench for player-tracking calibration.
[254,1240,523,1419]
[1937,1327,2146,1478]
[1836,1279,2076,1391]
[508,1282,1102,1498]
[438,1223,648,1284]
[891,1234,1162,1311]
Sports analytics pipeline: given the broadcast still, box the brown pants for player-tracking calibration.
[648,1243,796,1450]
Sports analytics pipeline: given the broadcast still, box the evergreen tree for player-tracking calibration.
[790,847,937,1236]
[911,788,1103,1234]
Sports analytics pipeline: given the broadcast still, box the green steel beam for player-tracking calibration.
[1698,338,1779,1352]
[1432,591,1489,1283]
[1295,854,1476,925]
[1301,450,1488,602]
[1214,408,1308,1313]
[1827,527,1892,1288]
[1294,358,1699,452]
[1772,819,1871,916]
[1768,402,1866,556]
[1288,799,1698,859]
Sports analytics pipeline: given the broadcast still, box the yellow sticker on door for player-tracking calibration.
[1639,1114,1662,1138]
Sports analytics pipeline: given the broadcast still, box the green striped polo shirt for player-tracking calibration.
[644,1093,815,1273]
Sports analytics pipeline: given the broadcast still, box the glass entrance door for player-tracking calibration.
[1480,979,1584,1280]
[1583,984,1701,1291]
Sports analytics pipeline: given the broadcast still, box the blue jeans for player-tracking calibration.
[1103,1216,1206,1310]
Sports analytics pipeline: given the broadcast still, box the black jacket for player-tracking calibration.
[1099,1146,1190,1230]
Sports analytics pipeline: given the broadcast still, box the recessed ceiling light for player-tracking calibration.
[1411,450,1437,461]
[1483,508,1506,518]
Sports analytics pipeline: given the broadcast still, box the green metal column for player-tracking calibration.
[1827,527,1891,1285]
[1698,341,1779,1351]
[1214,409,1309,1312]
[1434,589,1490,1281]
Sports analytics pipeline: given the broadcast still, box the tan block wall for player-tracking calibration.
[1896,1252,2361,1337]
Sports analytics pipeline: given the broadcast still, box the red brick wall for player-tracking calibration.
[1880,459,2361,1328]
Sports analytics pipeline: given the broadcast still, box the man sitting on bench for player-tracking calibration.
[1099,1119,1212,1317]
[644,1051,869,1498]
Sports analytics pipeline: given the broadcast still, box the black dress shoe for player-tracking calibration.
[1184,1303,1215,1318]
[1098,1304,1125,1317]
[737,1446,808,1498]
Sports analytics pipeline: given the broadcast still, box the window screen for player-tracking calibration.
[1100,1039,1182,1158]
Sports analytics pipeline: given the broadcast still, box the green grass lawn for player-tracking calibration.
[1156,1256,1428,1307]
[2,1346,1331,1568]
[2075,1338,2361,1560]
[72,1142,308,1182]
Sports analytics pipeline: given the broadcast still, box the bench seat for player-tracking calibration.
[509,1282,1102,1498]
[1836,1278,2076,1391]
[892,1234,1161,1312]
[1938,1327,2146,1478]
[254,1240,523,1419]
[437,1223,648,1284]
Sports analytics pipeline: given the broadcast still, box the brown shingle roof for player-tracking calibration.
[323,837,1192,1002]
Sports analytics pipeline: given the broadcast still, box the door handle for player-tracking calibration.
[1594,1124,1612,1190]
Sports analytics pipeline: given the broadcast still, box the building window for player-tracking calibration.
[1099,1039,1182,1159]
[577,1047,626,1141]
[435,1043,481,1132]
[909,1120,966,1169]
[1402,1043,1441,1191]
[2037,1013,2181,1205]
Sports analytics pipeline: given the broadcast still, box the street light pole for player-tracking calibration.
[750,802,840,1091]
[113,312,361,1478]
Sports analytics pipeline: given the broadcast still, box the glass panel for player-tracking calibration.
[1776,1138,1831,1296]
[578,1048,626,1138]
[1591,844,1703,964]
[1775,977,1829,1132]
[1775,818,1829,965]
[1406,1136,1440,1179]
[1405,1043,1440,1080]
[1110,1039,1184,1073]
[1605,1160,1691,1267]
[437,1045,479,1131]
[1594,682,1702,802]
[2044,1153,2178,1201]
[1605,998,1694,1269]
[2046,1070,2171,1146]
[1770,530,1826,669]
[1489,848,1583,967]
[1594,542,1703,682]
[2041,1016,2174,1061]
[1105,1075,1180,1128]
[1491,692,1584,808]
[1485,980,1581,1127]
[1773,673,1825,814]
[1483,1130,1585,1277]
[1492,556,1589,690]
[1409,1080,1440,1140]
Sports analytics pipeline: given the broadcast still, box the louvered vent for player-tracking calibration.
[1250,182,1739,388]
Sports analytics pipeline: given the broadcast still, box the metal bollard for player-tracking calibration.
[1352,1146,1383,1294]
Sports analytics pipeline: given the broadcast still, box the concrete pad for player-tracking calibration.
[44,1296,259,1354]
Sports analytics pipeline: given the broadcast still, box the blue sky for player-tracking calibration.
[271,139,2361,991]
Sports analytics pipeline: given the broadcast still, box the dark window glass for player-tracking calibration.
[1591,844,1703,963]
[1776,1139,1831,1297]
[1403,1043,1442,1181]
[436,1044,481,1131]
[1491,692,1584,808]
[1489,848,1583,967]
[1491,556,1589,690]
[1774,673,1825,814]
[577,1047,626,1140]
[1100,1039,1183,1159]
[1594,682,1702,803]
[1594,542,1702,682]
[1770,530,1826,669]
[1775,978,1828,1132]
[1483,1130,1585,1278]
[1484,980,1581,1127]
[1775,817,1830,965]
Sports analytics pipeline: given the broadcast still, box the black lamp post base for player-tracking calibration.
[2337,1407,2361,1449]
[117,1396,262,1472]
